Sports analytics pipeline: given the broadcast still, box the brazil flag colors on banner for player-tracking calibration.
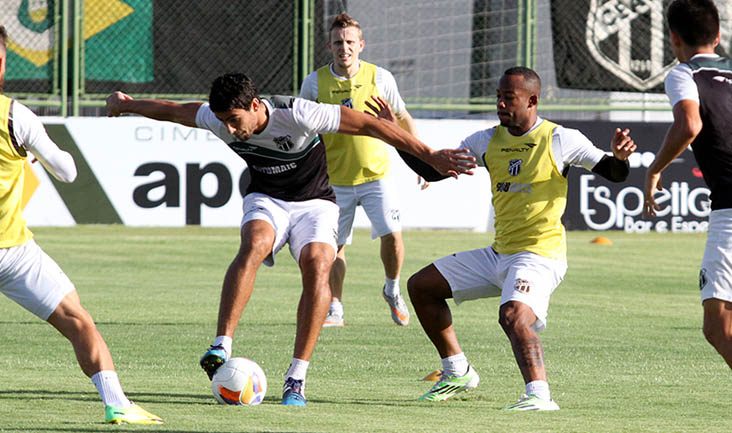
[1,0,152,85]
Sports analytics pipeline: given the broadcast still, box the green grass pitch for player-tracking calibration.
[0,226,728,432]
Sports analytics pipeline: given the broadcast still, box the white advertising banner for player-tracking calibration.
[27,117,496,230]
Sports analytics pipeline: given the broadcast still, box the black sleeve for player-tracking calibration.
[591,154,630,182]
[396,149,449,182]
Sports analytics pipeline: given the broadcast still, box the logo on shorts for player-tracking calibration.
[514,278,531,294]
[341,98,354,109]
[699,268,707,291]
[508,159,522,176]
[389,209,401,222]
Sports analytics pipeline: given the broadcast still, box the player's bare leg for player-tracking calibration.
[702,298,732,368]
[294,242,334,360]
[381,231,409,325]
[328,245,347,303]
[47,290,114,377]
[216,219,275,338]
[499,301,546,383]
[408,264,462,358]
[380,232,404,281]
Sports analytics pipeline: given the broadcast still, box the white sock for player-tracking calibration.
[91,371,131,408]
[441,352,469,377]
[213,335,232,359]
[526,380,551,401]
[285,358,310,381]
[329,301,344,317]
[384,277,400,297]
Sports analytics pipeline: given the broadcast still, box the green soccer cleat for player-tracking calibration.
[418,365,479,401]
[105,403,164,424]
[501,394,560,411]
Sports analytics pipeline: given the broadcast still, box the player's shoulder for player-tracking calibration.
[269,95,297,110]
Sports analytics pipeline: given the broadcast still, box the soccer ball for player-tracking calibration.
[211,357,267,405]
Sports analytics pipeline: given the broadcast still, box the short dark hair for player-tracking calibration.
[667,0,719,47]
[0,25,7,48]
[503,66,542,93]
[208,73,259,112]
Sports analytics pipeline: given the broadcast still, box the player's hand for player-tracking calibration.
[364,95,397,124]
[106,91,133,117]
[417,176,430,190]
[643,170,663,217]
[611,128,636,160]
[426,148,477,179]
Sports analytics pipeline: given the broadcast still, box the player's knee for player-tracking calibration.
[498,302,530,333]
[703,322,731,348]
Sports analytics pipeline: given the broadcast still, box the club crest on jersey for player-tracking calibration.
[514,279,531,294]
[508,159,522,176]
[586,0,676,90]
[341,98,354,109]
[274,135,294,151]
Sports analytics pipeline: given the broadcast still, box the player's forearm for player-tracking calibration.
[119,99,200,127]
[648,120,698,176]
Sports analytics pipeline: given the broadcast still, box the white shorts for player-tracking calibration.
[333,177,402,245]
[241,193,339,267]
[699,209,732,303]
[434,248,567,332]
[0,239,76,320]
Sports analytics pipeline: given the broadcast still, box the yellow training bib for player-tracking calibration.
[483,120,567,260]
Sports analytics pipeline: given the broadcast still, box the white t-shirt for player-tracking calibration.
[299,62,407,115]
[11,101,76,183]
[459,117,607,172]
[664,53,720,107]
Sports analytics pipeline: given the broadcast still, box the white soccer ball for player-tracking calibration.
[211,357,267,406]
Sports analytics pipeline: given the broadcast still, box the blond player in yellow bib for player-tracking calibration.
[0,26,162,424]
[392,67,636,410]
[300,13,418,327]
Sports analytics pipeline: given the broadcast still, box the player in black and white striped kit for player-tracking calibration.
[106,73,476,405]
[644,0,732,368]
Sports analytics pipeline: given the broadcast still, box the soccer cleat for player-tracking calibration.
[501,394,560,411]
[105,403,164,424]
[418,364,479,401]
[323,311,345,327]
[382,286,410,326]
[200,345,228,380]
[281,377,307,406]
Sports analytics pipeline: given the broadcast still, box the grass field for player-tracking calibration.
[0,226,728,433]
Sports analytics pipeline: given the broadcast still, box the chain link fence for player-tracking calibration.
[2,1,730,117]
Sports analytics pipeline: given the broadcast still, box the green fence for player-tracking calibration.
[4,0,729,117]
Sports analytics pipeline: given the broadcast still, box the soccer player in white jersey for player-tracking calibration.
[105,73,475,406]
[383,67,636,410]
[644,0,732,368]
[300,13,417,328]
[0,26,163,425]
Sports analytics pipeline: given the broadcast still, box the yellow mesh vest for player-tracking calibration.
[484,120,567,260]
[317,61,390,185]
[0,95,33,248]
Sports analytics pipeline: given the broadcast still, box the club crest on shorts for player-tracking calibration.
[341,98,353,109]
[508,159,522,176]
[274,135,294,151]
[514,278,531,294]
[586,0,676,90]
[699,268,707,291]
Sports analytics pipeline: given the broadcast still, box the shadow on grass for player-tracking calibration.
[0,389,212,404]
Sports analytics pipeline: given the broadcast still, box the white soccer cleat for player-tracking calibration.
[501,394,560,411]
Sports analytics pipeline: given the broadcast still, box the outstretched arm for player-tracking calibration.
[356,96,476,179]
[106,91,203,128]
[643,100,702,217]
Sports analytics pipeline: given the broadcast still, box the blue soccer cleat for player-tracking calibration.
[281,377,307,406]
[200,345,227,380]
